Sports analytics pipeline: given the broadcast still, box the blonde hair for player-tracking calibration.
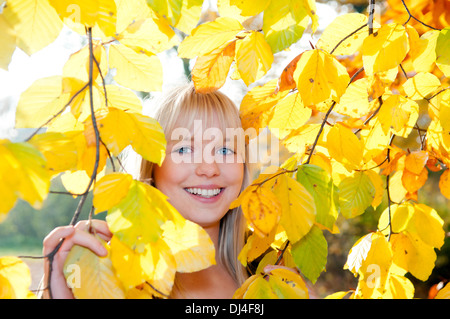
[139,83,250,288]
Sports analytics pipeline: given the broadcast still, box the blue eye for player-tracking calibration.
[175,146,192,154]
[217,147,234,155]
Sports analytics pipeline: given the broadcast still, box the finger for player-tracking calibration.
[60,229,108,257]
[42,226,75,255]
[75,220,112,239]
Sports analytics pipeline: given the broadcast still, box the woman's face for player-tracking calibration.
[153,115,244,229]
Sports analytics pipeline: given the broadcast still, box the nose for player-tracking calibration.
[195,157,220,177]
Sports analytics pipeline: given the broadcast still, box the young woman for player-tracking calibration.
[41,83,252,299]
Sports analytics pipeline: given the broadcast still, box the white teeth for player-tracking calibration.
[185,187,222,198]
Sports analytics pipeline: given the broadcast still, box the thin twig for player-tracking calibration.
[400,0,440,30]
[368,0,376,35]
[385,134,396,242]
[46,27,102,299]
[330,23,367,55]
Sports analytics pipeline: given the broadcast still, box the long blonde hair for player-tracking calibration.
[139,83,250,287]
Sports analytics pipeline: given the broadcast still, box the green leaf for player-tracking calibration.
[338,171,375,219]
[296,164,339,231]
[262,0,311,53]
[436,27,450,77]
[291,225,327,284]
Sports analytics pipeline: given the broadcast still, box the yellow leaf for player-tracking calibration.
[435,282,450,299]
[111,236,176,295]
[15,76,69,129]
[0,15,17,70]
[161,219,216,273]
[377,94,419,138]
[49,0,117,38]
[109,43,162,92]
[147,0,203,35]
[115,0,153,33]
[3,0,63,55]
[63,239,126,299]
[403,72,441,101]
[383,274,415,299]
[117,16,178,55]
[412,203,445,249]
[274,174,316,243]
[411,30,439,72]
[388,169,408,203]
[1,141,50,211]
[178,17,244,59]
[439,169,450,199]
[239,79,287,138]
[94,84,143,114]
[238,230,276,266]
[355,232,392,298]
[93,173,134,213]
[317,13,369,56]
[436,27,450,77]
[326,123,363,170]
[390,232,437,281]
[267,268,309,299]
[0,257,34,299]
[63,43,108,83]
[282,124,327,158]
[262,0,312,53]
[235,31,273,86]
[378,203,414,235]
[362,23,409,75]
[240,185,282,238]
[334,78,370,118]
[269,92,312,140]
[294,49,350,107]
[404,150,428,175]
[236,274,278,299]
[192,41,236,93]
[230,0,270,16]
[29,132,78,175]
[97,108,166,166]
[365,169,384,208]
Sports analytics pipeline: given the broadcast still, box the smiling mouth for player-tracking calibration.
[184,187,225,198]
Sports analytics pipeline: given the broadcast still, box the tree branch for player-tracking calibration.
[400,0,440,30]
[45,27,102,299]
[368,0,376,35]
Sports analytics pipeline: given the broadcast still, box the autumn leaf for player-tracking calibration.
[435,27,450,77]
[108,43,163,92]
[0,15,17,70]
[317,13,369,56]
[362,23,409,75]
[178,17,244,59]
[49,0,117,38]
[64,239,126,299]
[235,31,273,86]
[3,0,63,55]
[15,76,69,129]
[326,123,364,170]
[294,49,350,107]
[97,108,166,166]
[263,0,316,54]
[296,164,339,232]
[192,41,236,93]
[274,174,316,243]
[0,257,35,299]
[268,92,312,140]
[338,171,375,219]
[0,140,51,218]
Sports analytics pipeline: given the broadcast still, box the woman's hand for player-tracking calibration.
[41,219,112,299]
